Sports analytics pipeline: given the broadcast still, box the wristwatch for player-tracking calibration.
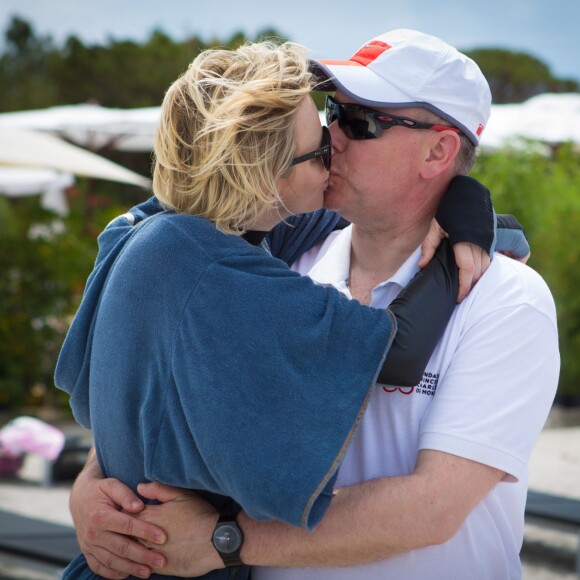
[212,511,244,567]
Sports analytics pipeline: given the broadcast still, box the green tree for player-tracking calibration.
[255,27,289,44]
[0,16,58,110]
[465,48,579,103]
[472,144,580,399]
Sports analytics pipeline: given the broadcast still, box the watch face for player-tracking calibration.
[213,523,243,554]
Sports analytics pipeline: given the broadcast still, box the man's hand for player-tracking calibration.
[136,483,223,577]
[418,218,490,303]
[70,450,167,579]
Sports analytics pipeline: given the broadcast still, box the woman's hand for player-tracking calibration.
[418,218,490,303]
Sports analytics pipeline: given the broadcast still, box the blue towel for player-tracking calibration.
[55,200,395,534]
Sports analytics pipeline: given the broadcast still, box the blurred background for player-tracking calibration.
[1,0,579,416]
[0,1,579,576]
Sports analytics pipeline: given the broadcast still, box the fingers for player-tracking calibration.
[418,219,446,269]
[137,481,187,503]
[481,252,491,272]
[84,539,167,579]
[88,504,166,545]
[454,243,491,303]
[456,259,475,303]
[77,511,167,579]
[71,470,168,577]
[82,533,166,579]
[454,243,477,303]
[472,245,483,285]
[86,552,132,579]
[418,241,436,269]
[101,477,144,513]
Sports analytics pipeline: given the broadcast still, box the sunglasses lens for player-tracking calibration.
[341,109,381,140]
[325,96,382,141]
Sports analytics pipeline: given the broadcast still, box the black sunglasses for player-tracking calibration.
[290,125,332,171]
[325,95,463,141]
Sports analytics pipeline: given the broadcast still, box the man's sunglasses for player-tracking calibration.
[325,95,463,141]
[290,125,332,171]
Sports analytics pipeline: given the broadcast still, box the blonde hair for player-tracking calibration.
[152,41,314,234]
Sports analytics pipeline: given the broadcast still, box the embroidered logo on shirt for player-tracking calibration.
[382,371,439,396]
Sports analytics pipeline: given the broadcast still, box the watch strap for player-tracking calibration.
[219,543,243,567]
[213,507,244,568]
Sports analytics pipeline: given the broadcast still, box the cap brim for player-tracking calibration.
[309,61,338,92]
[310,59,417,109]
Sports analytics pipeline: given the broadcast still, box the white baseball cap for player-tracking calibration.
[312,29,491,145]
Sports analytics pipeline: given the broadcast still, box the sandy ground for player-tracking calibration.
[0,407,579,579]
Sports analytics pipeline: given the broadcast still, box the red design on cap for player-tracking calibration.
[350,40,391,66]
[476,123,485,136]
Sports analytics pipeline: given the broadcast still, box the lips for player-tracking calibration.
[327,172,341,189]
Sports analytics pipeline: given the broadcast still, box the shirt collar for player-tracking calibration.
[307,225,423,291]
[388,246,423,290]
[307,226,353,288]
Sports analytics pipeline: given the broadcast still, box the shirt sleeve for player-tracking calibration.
[266,209,349,266]
[171,248,396,530]
[419,268,560,482]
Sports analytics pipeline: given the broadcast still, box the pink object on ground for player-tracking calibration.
[0,416,65,462]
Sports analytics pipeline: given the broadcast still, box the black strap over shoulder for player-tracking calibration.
[377,239,458,387]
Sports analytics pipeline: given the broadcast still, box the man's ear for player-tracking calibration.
[420,131,461,180]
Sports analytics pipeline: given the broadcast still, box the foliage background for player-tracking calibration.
[473,144,580,401]
[1,16,579,413]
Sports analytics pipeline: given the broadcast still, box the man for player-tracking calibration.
[68,29,556,579]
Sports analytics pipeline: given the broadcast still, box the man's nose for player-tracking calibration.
[328,120,347,153]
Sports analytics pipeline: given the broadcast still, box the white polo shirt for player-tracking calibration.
[254,225,560,580]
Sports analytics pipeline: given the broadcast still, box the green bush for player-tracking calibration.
[473,143,580,397]
[0,189,127,410]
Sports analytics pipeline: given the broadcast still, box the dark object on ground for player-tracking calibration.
[0,508,79,566]
[46,434,91,485]
[525,489,580,575]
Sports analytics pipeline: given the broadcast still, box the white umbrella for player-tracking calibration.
[480,104,522,150]
[0,104,160,152]
[0,126,150,188]
[482,93,580,149]
[0,167,73,215]
[7,94,579,155]
[512,93,580,144]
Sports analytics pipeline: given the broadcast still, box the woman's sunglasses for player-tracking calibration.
[325,95,463,141]
[290,125,332,171]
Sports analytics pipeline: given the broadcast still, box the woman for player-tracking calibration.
[56,41,503,579]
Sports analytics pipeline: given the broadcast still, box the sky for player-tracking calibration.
[1,0,579,83]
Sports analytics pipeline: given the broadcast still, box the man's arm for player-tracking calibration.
[70,448,502,577]
[240,451,503,567]
[133,450,503,575]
